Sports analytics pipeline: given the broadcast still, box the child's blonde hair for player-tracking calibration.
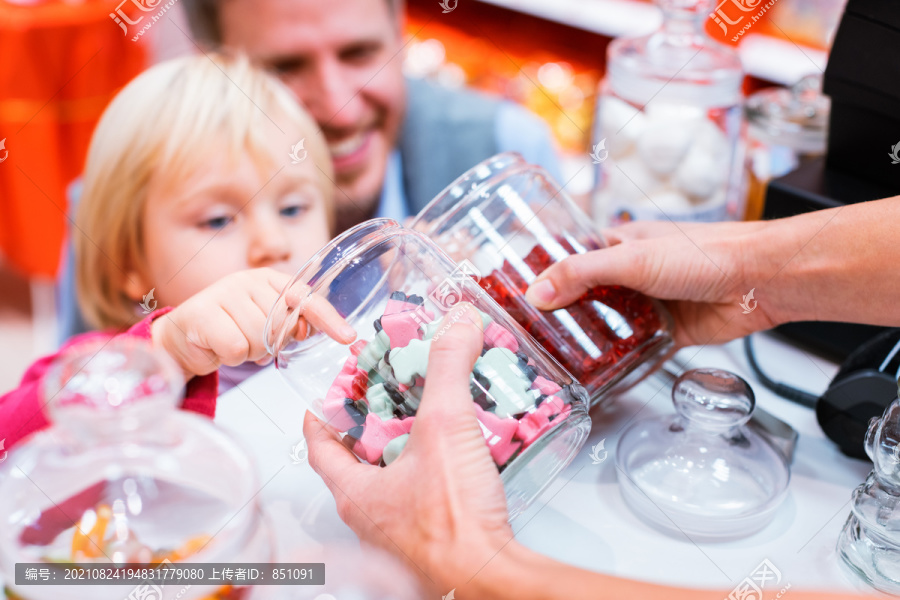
[75,52,332,330]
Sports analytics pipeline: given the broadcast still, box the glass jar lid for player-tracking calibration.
[746,74,830,155]
[0,338,262,577]
[616,368,790,540]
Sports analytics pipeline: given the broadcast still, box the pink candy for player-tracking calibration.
[323,356,368,431]
[351,413,416,464]
[516,411,551,447]
[484,322,519,353]
[382,306,434,349]
[532,376,562,396]
[322,400,361,432]
[516,396,566,447]
[475,405,522,466]
[384,297,419,316]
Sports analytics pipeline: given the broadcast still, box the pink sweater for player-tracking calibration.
[0,307,217,452]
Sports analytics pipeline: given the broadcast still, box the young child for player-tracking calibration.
[0,52,354,451]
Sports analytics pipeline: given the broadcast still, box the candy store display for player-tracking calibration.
[592,0,746,225]
[0,339,271,600]
[413,153,673,407]
[265,219,591,520]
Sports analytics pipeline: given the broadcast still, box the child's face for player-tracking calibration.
[127,148,331,309]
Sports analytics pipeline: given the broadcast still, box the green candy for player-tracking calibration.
[383,433,410,465]
[365,383,396,421]
[389,338,431,385]
[474,348,533,418]
[358,330,390,372]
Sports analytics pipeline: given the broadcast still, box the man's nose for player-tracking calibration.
[301,58,365,133]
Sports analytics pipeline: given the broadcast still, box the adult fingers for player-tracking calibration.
[414,303,485,423]
[601,220,688,246]
[303,411,370,508]
[525,245,660,310]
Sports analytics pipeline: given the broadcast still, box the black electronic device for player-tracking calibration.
[746,331,900,461]
[762,0,900,360]
[816,329,900,460]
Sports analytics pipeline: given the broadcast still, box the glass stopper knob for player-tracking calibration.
[672,368,755,429]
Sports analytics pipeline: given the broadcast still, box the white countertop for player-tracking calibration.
[214,332,880,596]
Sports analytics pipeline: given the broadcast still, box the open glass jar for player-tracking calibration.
[412,153,674,407]
[265,219,591,520]
[0,338,271,600]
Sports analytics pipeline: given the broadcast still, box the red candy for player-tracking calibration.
[480,240,662,394]
[326,356,360,402]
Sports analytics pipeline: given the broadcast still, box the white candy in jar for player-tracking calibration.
[603,155,666,203]
[645,189,694,215]
[637,110,702,176]
[599,96,646,159]
[674,119,730,200]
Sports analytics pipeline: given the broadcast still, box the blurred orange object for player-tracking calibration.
[0,0,146,279]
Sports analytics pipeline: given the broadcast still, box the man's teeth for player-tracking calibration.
[328,133,367,159]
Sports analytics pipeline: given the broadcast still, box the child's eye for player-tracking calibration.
[201,215,232,230]
[280,204,309,218]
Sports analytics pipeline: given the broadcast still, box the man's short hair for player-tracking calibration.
[182,0,403,48]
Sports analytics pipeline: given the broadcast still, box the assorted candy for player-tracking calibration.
[479,239,664,396]
[322,292,576,469]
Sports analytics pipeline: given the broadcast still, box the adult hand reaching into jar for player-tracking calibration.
[525,199,900,349]
[305,304,873,600]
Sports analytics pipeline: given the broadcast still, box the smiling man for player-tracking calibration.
[183,0,561,232]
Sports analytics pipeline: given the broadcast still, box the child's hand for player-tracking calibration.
[151,268,356,380]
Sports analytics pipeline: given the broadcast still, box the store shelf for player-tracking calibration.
[737,33,827,85]
[476,0,660,38]
[474,0,828,85]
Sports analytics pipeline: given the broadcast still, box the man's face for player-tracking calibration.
[220,0,407,230]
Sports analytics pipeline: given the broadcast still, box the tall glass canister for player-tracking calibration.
[592,0,745,226]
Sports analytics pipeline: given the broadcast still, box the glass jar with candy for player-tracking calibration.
[265,219,591,520]
[592,0,745,225]
[412,152,674,407]
[0,338,271,600]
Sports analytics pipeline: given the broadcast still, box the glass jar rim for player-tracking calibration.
[264,218,412,360]
[411,152,532,235]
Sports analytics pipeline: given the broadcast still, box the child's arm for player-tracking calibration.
[0,268,350,452]
[0,309,217,451]
[151,268,356,381]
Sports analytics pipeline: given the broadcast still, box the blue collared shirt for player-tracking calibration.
[375,101,562,221]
